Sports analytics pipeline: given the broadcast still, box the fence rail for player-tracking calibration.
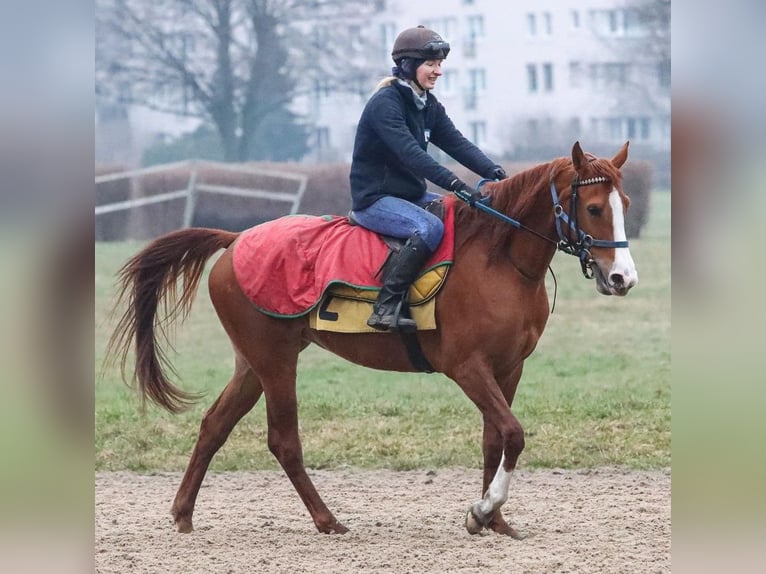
[95,160,307,228]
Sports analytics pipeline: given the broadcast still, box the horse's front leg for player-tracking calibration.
[465,419,525,539]
[459,364,526,537]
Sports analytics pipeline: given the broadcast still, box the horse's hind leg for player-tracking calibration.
[210,246,346,533]
[171,354,262,533]
[257,348,349,534]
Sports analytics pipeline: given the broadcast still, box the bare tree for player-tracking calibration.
[96,0,379,162]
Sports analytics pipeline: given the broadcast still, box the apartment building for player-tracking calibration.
[302,0,670,163]
[96,0,669,167]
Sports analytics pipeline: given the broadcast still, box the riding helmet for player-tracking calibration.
[391,25,450,63]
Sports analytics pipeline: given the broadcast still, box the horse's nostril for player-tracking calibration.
[609,273,624,286]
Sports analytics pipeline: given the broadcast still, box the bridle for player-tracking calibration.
[455,174,630,279]
[550,176,629,278]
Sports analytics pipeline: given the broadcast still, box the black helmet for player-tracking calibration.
[391,25,450,63]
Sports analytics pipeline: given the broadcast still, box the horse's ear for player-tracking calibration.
[571,141,586,172]
[611,141,629,169]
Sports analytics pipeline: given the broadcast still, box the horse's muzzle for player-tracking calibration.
[593,262,638,296]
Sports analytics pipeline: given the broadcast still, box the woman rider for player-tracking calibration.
[349,25,507,331]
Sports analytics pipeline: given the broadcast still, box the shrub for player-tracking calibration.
[96,158,652,240]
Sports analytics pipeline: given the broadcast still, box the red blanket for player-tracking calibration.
[232,198,455,317]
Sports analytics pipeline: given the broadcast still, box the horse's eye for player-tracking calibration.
[587,205,602,217]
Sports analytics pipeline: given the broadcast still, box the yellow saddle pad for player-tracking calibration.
[309,264,449,333]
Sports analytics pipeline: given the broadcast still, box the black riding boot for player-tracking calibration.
[367,235,433,332]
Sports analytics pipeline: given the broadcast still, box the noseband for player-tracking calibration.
[455,175,630,279]
[550,176,630,278]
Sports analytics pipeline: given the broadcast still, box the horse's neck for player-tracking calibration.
[500,172,560,281]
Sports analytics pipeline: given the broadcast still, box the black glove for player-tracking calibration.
[450,178,483,206]
[491,166,508,181]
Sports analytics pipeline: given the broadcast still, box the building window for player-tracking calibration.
[526,13,537,36]
[589,62,629,89]
[380,22,397,60]
[608,118,622,140]
[542,63,554,91]
[589,8,646,37]
[467,15,484,39]
[569,61,584,88]
[594,116,653,142]
[542,12,552,36]
[571,10,581,29]
[527,63,538,92]
[469,68,486,93]
[441,69,457,96]
[423,17,457,41]
[623,8,649,37]
[464,15,484,58]
[604,63,628,87]
[469,121,486,147]
[658,60,671,89]
[660,115,670,140]
[463,69,484,110]
[568,117,581,137]
[635,117,651,140]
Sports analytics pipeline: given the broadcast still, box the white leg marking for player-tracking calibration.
[609,189,638,287]
[477,453,513,516]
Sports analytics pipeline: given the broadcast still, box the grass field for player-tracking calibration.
[96,192,670,472]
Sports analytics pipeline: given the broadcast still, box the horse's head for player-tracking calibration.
[559,141,638,296]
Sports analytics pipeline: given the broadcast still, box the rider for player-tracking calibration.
[350,25,508,332]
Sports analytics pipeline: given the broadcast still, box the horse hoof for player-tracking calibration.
[175,518,194,533]
[318,521,349,534]
[487,515,526,539]
[492,523,526,540]
[465,510,484,535]
[509,528,527,540]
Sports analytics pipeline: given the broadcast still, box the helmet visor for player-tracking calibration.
[421,40,450,59]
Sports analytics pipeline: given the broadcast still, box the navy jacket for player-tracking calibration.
[350,81,499,211]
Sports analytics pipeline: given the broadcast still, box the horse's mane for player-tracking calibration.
[452,154,623,263]
[452,159,565,261]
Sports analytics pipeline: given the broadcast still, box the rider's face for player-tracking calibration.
[415,59,443,91]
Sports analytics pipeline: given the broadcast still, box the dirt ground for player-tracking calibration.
[95,467,670,574]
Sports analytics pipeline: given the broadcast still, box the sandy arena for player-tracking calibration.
[95,467,670,573]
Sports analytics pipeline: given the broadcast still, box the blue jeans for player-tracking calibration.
[351,192,444,252]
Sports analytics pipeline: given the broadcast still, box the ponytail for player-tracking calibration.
[372,76,397,94]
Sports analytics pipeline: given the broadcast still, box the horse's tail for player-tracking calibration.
[105,228,240,413]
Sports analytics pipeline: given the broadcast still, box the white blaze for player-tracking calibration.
[609,189,638,287]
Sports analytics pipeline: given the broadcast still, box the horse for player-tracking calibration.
[106,141,637,538]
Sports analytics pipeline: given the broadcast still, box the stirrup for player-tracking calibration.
[367,298,417,332]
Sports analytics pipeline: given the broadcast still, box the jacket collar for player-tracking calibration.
[393,80,428,110]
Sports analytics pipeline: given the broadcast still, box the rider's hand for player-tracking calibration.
[491,166,508,181]
[450,179,483,206]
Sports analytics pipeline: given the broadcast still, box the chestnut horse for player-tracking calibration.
[107,142,637,538]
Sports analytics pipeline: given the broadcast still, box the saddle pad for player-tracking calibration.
[232,199,455,318]
[308,264,448,332]
[309,294,439,333]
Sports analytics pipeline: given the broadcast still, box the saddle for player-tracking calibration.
[346,199,447,280]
